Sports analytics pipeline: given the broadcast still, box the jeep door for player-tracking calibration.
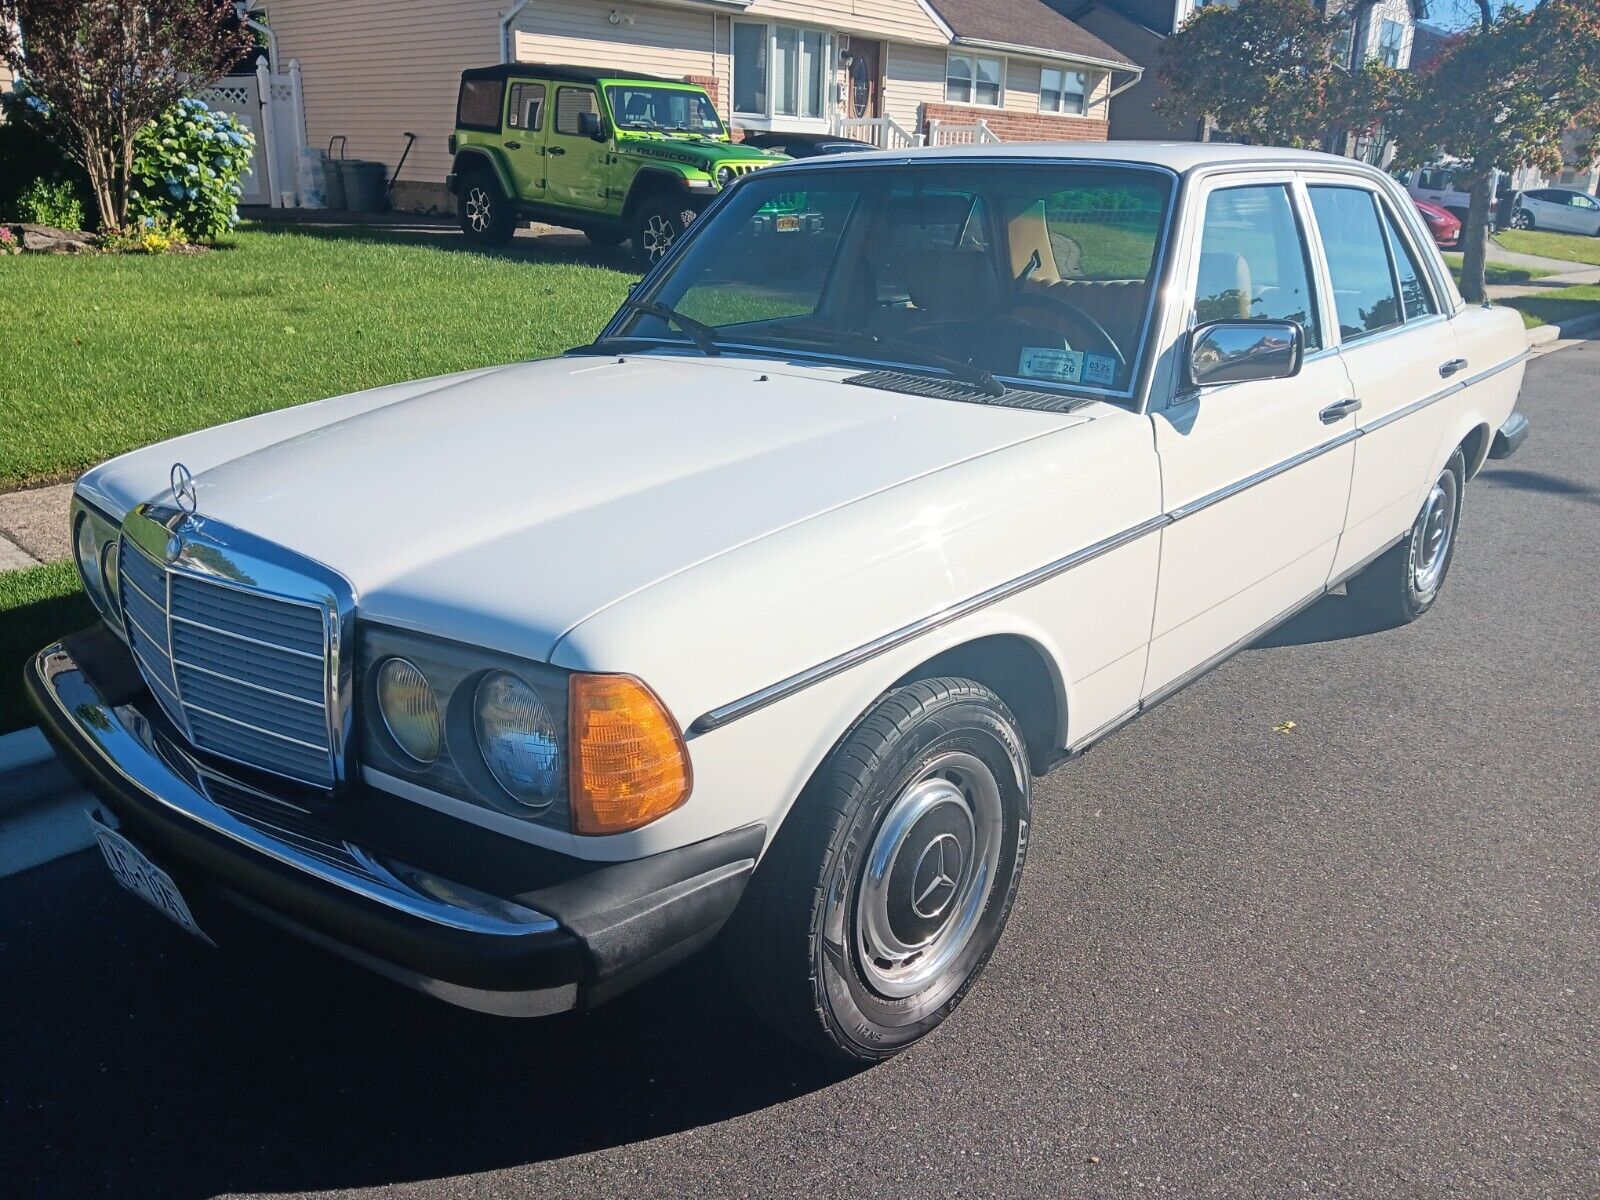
[545,85,610,212]
[502,79,548,201]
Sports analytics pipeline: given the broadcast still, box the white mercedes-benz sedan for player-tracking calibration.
[30,144,1530,1061]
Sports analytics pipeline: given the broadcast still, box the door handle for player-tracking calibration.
[1439,358,1469,378]
[547,145,566,157]
[1319,398,1363,424]
[504,140,521,150]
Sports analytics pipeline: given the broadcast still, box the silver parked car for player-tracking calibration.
[1510,187,1600,236]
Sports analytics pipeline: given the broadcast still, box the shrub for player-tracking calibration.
[0,84,95,226]
[15,177,87,229]
[128,98,254,242]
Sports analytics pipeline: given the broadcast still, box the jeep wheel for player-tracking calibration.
[725,678,1032,1061]
[632,199,690,268]
[459,170,515,246]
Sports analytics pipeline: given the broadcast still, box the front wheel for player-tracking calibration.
[1347,448,1466,625]
[631,198,692,269]
[725,678,1032,1061]
[1510,208,1535,231]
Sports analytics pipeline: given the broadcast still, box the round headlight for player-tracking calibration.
[716,165,734,187]
[74,514,103,599]
[376,657,442,764]
[474,671,561,807]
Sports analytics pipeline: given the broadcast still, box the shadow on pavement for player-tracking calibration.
[1251,590,1397,649]
[1478,464,1600,507]
[1,854,850,1199]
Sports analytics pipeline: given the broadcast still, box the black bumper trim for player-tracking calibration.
[25,628,762,1016]
[1490,411,1529,460]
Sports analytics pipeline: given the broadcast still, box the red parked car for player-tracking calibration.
[1413,198,1462,248]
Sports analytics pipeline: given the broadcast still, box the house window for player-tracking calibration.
[1039,67,1090,115]
[1331,17,1355,68]
[1376,19,1405,68]
[733,21,828,120]
[945,53,1002,106]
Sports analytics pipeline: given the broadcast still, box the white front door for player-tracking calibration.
[1144,176,1357,699]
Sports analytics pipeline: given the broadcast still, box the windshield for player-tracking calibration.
[617,164,1174,397]
[606,86,724,135]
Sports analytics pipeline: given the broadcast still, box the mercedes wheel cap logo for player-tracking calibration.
[910,833,963,920]
[170,462,198,516]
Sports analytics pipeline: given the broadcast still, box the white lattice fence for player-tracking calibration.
[926,119,1003,147]
[192,61,307,206]
[833,115,925,149]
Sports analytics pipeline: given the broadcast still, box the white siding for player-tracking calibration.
[512,0,718,81]
[269,0,501,186]
[883,40,945,132]
[747,0,946,45]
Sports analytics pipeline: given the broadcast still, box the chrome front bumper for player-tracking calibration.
[26,628,761,1017]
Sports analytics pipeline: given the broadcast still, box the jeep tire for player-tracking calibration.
[459,168,516,246]
[632,197,690,268]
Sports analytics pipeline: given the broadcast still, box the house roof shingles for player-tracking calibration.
[927,0,1139,69]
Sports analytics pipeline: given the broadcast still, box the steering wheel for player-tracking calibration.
[1003,291,1127,372]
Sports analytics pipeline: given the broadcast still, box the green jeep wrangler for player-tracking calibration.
[448,64,786,265]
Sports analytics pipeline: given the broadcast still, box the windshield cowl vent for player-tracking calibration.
[845,371,1096,415]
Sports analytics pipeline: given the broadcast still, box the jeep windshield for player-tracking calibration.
[610,162,1176,398]
[606,85,724,136]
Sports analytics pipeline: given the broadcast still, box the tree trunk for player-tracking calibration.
[1458,174,1495,305]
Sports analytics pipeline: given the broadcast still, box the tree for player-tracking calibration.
[1159,0,1398,149]
[0,0,254,231]
[1387,0,1600,301]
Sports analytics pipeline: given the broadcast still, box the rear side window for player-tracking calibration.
[507,82,545,131]
[554,87,598,136]
[1308,186,1402,342]
[1378,204,1438,322]
[457,78,504,132]
[1193,184,1321,350]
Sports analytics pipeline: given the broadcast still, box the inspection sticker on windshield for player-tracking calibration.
[1018,347,1084,384]
[1082,353,1117,388]
[775,214,801,233]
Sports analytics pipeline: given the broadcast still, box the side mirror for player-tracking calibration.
[577,111,609,142]
[1187,320,1304,388]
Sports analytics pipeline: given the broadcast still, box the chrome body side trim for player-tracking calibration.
[690,350,1527,736]
[31,642,560,938]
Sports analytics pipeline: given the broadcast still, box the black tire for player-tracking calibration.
[724,677,1032,1061]
[458,169,516,246]
[584,228,626,247]
[631,196,690,269]
[1510,208,1535,231]
[1347,447,1466,626]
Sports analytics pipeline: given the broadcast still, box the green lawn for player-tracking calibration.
[1494,229,1600,268]
[0,561,94,734]
[1500,284,1600,330]
[0,222,635,490]
[1442,254,1556,287]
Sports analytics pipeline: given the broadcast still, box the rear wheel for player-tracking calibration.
[1347,448,1466,626]
[458,170,515,246]
[725,678,1032,1061]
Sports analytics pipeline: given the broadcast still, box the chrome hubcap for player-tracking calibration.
[465,187,491,233]
[642,214,676,260]
[854,751,1002,999]
[1412,469,1458,597]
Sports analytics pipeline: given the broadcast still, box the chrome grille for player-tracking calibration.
[119,537,336,789]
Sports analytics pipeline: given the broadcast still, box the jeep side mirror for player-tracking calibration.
[1187,320,1303,388]
[577,111,609,142]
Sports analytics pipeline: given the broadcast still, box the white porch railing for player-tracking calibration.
[832,115,925,148]
[926,118,1002,147]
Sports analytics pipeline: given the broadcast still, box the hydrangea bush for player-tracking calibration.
[129,98,254,242]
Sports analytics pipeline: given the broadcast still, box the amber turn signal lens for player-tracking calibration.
[568,673,692,835]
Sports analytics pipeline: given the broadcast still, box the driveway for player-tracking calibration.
[2,340,1597,1200]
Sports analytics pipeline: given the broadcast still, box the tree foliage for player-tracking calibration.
[1387,0,1600,300]
[1159,0,1398,148]
[0,0,255,231]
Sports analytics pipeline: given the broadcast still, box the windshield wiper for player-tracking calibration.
[618,299,722,357]
[761,324,1005,396]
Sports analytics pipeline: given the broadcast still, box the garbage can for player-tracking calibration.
[321,154,347,210]
[340,160,388,213]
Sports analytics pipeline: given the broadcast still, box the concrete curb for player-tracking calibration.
[1528,325,1561,347]
[1526,310,1600,349]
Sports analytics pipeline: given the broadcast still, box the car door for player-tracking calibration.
[502,79,548,201]
[546,84,608,212]
[1560,190,1600,235]
[1143,176,1358,699]
[1306,180,1463,579]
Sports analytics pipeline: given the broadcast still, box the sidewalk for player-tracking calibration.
[0,482,74,572]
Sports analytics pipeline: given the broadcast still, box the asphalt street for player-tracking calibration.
[3,340,1596,1200]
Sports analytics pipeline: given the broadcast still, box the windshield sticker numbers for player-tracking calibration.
[1019,347,1085,384]
[1082,353,1117,388]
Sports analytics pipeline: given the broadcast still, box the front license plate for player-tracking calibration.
[92,819,213,945]
[775,214,801,233]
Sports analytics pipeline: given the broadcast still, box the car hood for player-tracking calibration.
[82,355,1086,663]
[621,136,783,168]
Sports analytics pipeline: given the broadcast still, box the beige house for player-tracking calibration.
[259,0,1140,211]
